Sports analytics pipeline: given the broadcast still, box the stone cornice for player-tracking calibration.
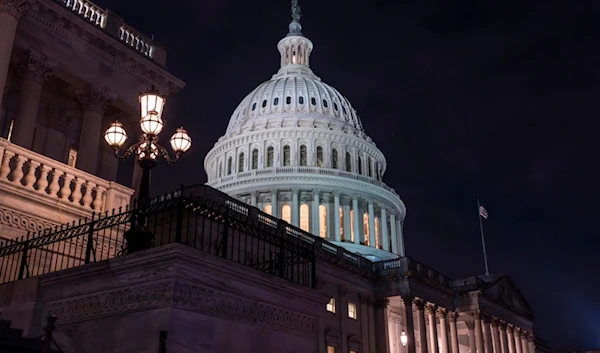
[0,0,33,20]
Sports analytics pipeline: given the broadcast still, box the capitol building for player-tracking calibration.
[0,0,553,352]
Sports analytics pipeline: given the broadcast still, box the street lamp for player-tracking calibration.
[400,330,407,347]
[104,86,192,253]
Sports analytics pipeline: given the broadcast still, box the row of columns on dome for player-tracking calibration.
[242,188,405,256]
[393,297,535,353]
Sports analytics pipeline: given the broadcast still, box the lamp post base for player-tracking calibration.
[123,228,155,254]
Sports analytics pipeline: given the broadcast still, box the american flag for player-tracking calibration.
[479,205,488,219]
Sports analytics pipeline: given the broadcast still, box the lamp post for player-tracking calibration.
[104,86,192,253]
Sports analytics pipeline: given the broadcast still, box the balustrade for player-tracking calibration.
[0,139,133,213]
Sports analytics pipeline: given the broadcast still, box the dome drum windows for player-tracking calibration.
[311,97,317,106]
[266,146,274,167]
[251,149,258,169]
[316,146,324,167]
[262,100,267,108]
[274,97,279,106]
[332,149,339,169]
[238,152,245,173]
[299,96,304,105]
[227,156,233,175]
[286,96,292,105]
[358,156,363,175]
[300,145,307,166]
[322,100,329,108]
[345,152,352,172]
[283,145,291,166]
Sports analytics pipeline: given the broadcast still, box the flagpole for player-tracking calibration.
[477,199,490,276]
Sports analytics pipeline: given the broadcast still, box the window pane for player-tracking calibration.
[227,157,233,175]
[283,145,290,166]
[363,213,369,245]
[264,204,272,215]
[238,152,244,172]
[281,204,291,223]
[300,145,307,166]
[267,146,274,167]
[251,149,258,169]
[319,204,327,238]
[346,152,352,172]
[326,298,335,313]
[339,206,344,240]
[375,216,380,249]
[316,146,323,167]
[332,149,338,169]
[300,203,310,232]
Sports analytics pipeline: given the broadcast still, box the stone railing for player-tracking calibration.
[0,138,134,213]
[56,0,166,65]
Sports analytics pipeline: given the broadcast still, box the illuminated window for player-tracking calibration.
[326,298,335,313]
[327,346,336,353]
[266,146,274,167]
[350,351,357,353]
[339,206,344,240]
[350,210,355,242]
[67,147,78,168]
[300,203,310,232]
[281,204,291,223]
[348,302,357,319]
[319,204,327,238]
[358,156,363,175]
[316,146,324,167]
[367,157,372,177]
[264,204,272,215]
[227,156,233,175]
[238,152,244,172]
[345,152,352,172]
[375,216,380,249]
[300,145,307,166]
[332,149,338,169]
[251,149,258,169]
[363,213,369,245]
[6,120,15,142]
[283,145,291,166]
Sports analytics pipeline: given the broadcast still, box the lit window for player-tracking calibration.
[7,120,15,142]
[326,298,335,313]
[264,204,272,215]
[350,351,357,353]
[327,346,335,353]
[363,213,370,245]
[345,152,352,172]
[238,152,244,172]
[67,147,78,168]
[300,145,307,166]
[316,146,324,167]
[339,206,344,240]
[251,149,258,169]
[348,302,357,319]
[267,146,274,167]
[350,210,355,242]
[227,156,233,175]
[300,203,310,232]
[332,149,338,169]
[319,204,327,238]
[375,216,380,249]
[281,204,291,223]
[283,145,291,166]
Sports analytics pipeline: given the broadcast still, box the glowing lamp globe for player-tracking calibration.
[400,331,407,347]
[104,121,128,148]
[139,86,165,121]
[140,114,164,135]
[170,127,192,154]
[137,141,158,160]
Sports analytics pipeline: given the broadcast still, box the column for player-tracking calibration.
[448,312,459,353]
[474,312,485,353]
[527,335,535,353]
[0,0,30,111]
[398,219,406,256]
[333,191,341,241]
[368,199,376,247]
[513,329,522,353]
[414,300,427,353]
[11,49,56,148]
[271,189,278,218]
[438,309,450,353]
[483,317,494,353]
[342,201,351,242]
[76,84,115,174]
[312,189,320,236]
[506,326,515,353]
[250,191,257,207]
[499,322,508,353]
[491,319,501,353]
[426,305,439,353]
[390,213,398,254]
[519,331,529,353]
[466,321,477,353]
[381,205,389,250]
[374,298,391,353]
[402,296,417,353]
[291,188,299,226]
[352,195,360,244]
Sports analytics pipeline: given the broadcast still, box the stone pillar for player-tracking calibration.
[402,296,417,353]
[0,0,31,111]
[352,195,360,244]
[474,312,485,353]
[374,298,391,353]
[506,326,515,353]
[491,319,501,353]
[271,189,278,218]
[484,317,494,353]
[438,308,450,353]
[312,189,320,236]
[466,321,477,353]
[390,213,398,254]
[333,191,341,241]
[381,205,389,250]
[499,322,508,353]
[519,331,529,353]
[414,300,427,353]
[367,199,376,247]
[11,49,56,148]
[448,312,459,353]
[342,201,351,242]
[291,188,299,226]
[426,305,439,353]
[513,329,522,353]
[527,335,535,353]
[250,191,257,207]
[76,84,115,175]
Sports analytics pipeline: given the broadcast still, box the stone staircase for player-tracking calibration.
[0,318,55,353]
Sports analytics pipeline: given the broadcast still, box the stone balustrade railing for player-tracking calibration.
[63,0,105,27]
[0,138,134,213]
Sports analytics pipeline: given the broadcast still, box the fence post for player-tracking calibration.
[159,330,168,353]
[17,234,29,280]
[84,213,96,264]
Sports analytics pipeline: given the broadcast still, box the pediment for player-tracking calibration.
[482,275,534,319]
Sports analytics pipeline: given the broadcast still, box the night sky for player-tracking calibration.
[100,0,599,349]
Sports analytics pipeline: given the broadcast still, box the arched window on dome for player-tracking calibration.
[264,204,272,215]
[375,162,380,180]
[374,216,380,249]
[311,97,317,106]
[300,203,310,232]
[299,96,304,105]
[316,146,324,167]
[345,152,352,172]
[358,156,363,175]
[251,149,258,169]
[363,212,370,245]
[281,204,291,223]
[267,146,274,167]
[262,100,267,108]
[286,96,291,105]
[350,209,355,242]
[319,204,327,238]
[227,156,233,175]
[274,97,279,106]
[238,152,245,173]
[323,100,329,108]
[300,145,307,166]
[332,149,339,169]
[283,145,291,166]
[367,157,372,177]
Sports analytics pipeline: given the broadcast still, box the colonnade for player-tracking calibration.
[245,188,405,256]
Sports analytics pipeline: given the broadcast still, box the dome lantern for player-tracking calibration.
[278,0,313,70]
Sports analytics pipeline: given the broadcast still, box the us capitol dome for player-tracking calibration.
[204,1,406,261]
